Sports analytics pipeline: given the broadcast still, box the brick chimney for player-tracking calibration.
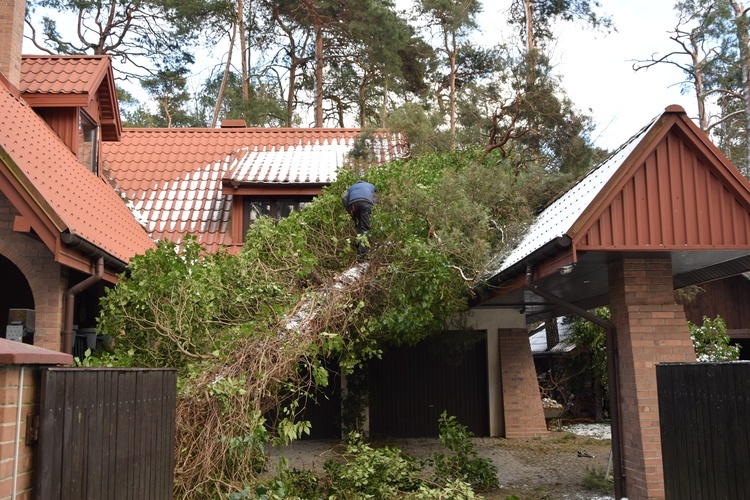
[220,119,247,128]
[0,0,27,88]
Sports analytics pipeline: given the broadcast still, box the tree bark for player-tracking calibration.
[315,22,324,127]
[525,0,535,52]
[444,27,456,151]
[239,0,250,104]
[211,22,237,128]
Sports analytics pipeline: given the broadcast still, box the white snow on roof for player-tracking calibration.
[496,115,659,275]
[228,139,355,184]
[529,318,576,354]
[133,155,231,243]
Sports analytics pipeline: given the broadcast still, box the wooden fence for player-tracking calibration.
[656,362,750,499]
[34,367,176,500]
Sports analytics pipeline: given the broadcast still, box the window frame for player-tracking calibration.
[241,196,313,241]
[78,110,99,174]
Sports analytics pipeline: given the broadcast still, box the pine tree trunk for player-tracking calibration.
[315,23,324,127]
[239,0,250,104]
[211,22,237,128]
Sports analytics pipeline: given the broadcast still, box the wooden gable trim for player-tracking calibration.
[97,64,121,142]
[21,93,90,108]
[570,108,750,252]
[222,184,325,196]
[0,147,67,235]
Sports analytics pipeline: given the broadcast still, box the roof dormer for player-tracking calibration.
[19,55,122,176]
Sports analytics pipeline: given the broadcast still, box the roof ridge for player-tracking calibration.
[22,54,109,60]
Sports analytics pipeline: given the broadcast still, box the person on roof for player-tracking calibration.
[341,180,377,258]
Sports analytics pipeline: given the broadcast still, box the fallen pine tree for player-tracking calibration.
[96,150,571,497]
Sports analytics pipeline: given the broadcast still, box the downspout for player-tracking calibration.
[525,265,625,499]
[63,257,104,354]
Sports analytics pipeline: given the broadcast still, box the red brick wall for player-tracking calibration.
[609,258,696,499]
[0,0,26,88]
[1,193,66,351]
[0,366,38,499]
[498,328,548,438]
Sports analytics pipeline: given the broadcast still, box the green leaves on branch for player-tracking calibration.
[689,315,741,362]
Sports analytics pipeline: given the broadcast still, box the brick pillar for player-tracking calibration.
[0,0,27,88]
[498,327,548,438]
[609,258,696,499]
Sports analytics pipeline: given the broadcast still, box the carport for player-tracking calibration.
[471,105,750,499]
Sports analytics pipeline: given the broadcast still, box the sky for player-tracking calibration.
[472,0,695,150]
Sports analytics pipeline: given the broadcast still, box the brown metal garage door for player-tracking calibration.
[368,331,489,437]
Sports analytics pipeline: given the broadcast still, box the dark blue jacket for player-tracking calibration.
[342,181,376,208]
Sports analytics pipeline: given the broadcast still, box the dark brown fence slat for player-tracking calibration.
[35,368,176,500]
[736,365,750,499]
[104,370,120,500]
[86,370,104,499]
[657,362,750,500]
[36,369,64,500]
[60,371,80,500]
[117,370,137,500]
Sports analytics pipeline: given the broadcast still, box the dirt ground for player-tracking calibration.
[265,423,615,499]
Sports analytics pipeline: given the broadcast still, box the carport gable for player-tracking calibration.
[570,105,750,255]
[476,104,750,320]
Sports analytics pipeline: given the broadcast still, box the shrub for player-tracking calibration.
[432,412,499,491]
[323,432,423,497]
[581,465,614,494]
[689,315,741,362]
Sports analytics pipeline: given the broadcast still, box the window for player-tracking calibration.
[78,111,99,174]
[242,197,312,241]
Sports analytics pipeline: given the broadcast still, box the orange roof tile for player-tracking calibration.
[20,55,110,96]
[102,128,407,250]
[0,83,155,264]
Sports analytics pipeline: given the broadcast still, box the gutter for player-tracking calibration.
[60,232,128,274]
[524,264,625,500]
[472,236,573,306]
[62,257,104,355]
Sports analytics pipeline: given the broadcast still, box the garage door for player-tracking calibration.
[368,331,489,437]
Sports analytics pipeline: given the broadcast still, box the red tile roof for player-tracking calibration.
[0,83,155,264]
[20,55,111,95]
[102,128,406,250]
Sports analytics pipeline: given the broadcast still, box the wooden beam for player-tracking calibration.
[728,329,750,340]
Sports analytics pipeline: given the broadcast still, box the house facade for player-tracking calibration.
[1,0,405,355]
[1,48,155,353]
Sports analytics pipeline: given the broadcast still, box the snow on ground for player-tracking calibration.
[561,422,611,440]
[559,423,614,500]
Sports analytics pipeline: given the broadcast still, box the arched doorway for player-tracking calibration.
[1,254,35,341]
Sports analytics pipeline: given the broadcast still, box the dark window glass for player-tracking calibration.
[241,196,313,241]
